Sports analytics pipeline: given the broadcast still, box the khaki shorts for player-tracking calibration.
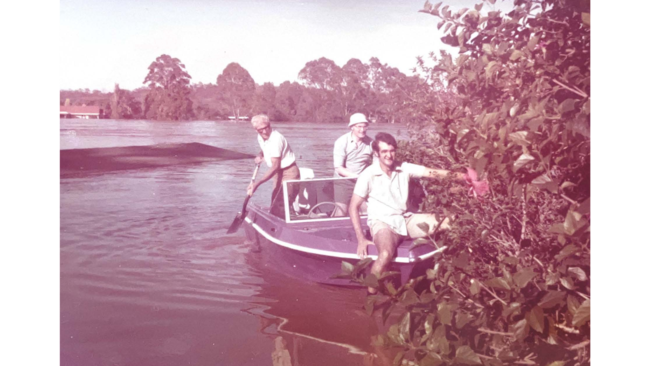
[370,214,450,239]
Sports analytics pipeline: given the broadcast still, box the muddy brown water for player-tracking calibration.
[60,119,409,366]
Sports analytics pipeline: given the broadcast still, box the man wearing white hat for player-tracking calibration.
[330,113,373,216]
[333,113,373,178]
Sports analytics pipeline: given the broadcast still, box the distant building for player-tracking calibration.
[228,116,249,121]
[60,105,103,119]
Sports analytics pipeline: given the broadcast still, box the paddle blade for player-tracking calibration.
[226,212,245,234]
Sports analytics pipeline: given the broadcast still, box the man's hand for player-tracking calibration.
[356,238,375,258]
[247,182,257,197]
[464,168,490,198]
[254,155,264,165]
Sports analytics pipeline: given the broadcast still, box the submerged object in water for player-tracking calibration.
[60,142,255,176]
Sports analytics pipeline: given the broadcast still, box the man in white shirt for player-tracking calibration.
[247,114,300,217]
[333,113,373,178]
[349,132,489,294]
[331,113,374,215]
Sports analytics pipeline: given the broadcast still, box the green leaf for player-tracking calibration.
[527,35,539,51]
[469,279,480,295]
[547,361,567,366]
[582,99,591,115]
[527,116,544,131]
[555,244,579,261]
[485,277,511,290]
[474,3,483,12]
[455,345,482,365]
[539,291,566,309]
[452,251,469,269]
[560,277,575,290]
[365,295,378,316]
[399,312,411,342]
[576,197,590,216]
[526,306,545,333]
[568,267,588,282]
[532,174,558,193]
[514,154,535,171]
[455,311,471,329]
[565,211,585,234]
[482,43,494,55]
[567,294,581,315]
[421,353,444,366]
[486,61,499,78]
[572,299,590,327]
[425,314,435,336]
[513,267,537,288]
[559,98,576,115]
[420,291,436,304]
[363,273,379,288]
[417,222,430,234]
[509,131,529,145]
[438,302,452,325]
[581,12,590,25]
[560,181,577,190]
[393,351,405,366]
[512,318,529,341]
[401,289,419,306]
[510,49,524,61]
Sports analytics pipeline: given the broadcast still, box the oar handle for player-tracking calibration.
[242,163,262,213]
[250,163,261,184]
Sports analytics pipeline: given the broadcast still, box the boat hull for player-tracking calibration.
[243,204,440,287]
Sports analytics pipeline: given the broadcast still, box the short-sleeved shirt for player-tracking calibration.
[353,161,426,236]
[333,132,373,177]
[257,129,296,169]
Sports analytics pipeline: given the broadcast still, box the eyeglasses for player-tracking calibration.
[256,125,271,133]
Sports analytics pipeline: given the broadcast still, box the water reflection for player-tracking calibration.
[243,244,399,366]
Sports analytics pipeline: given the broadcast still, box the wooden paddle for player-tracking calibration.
[227,163,261,234]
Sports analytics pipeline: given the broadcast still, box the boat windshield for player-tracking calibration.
[282,177,365,222]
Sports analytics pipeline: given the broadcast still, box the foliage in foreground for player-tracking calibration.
[339,1,590,365]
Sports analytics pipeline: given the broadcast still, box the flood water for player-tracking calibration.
[60,119,408,366]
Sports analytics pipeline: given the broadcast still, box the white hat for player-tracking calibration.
[348,113,369,127]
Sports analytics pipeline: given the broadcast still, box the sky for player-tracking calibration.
[60,0,512,91]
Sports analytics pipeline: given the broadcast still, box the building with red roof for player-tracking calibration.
[60,105,103,119]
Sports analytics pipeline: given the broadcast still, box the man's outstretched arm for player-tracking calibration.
[422,166,490,197]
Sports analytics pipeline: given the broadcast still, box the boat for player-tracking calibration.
[243,174,446,287]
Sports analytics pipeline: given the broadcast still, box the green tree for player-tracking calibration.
[340,1,590,365]
[341,58,370,116]
[252,82,278,118]
[142,54,194,120]
[216,62,256,120]
[298,58,345,122]
[275,81,304,121]
[110,84,142,119]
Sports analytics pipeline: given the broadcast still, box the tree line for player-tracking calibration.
[60,55,433,123]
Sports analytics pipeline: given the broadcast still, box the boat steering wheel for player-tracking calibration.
[307,202,339,218]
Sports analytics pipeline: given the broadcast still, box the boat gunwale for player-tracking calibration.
[244,207,448,264]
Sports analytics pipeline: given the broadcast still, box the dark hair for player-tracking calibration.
[372,132,398,153]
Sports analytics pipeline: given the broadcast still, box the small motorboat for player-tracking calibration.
[243,174,446,287]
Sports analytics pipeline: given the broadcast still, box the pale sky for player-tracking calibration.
[60,0,511,91]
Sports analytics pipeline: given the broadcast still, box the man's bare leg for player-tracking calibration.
[368,228,400,294]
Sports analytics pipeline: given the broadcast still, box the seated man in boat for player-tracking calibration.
[331,113,374,215]
[247,114,301,218]
[349,132,489,294]
[333,112,373,178]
